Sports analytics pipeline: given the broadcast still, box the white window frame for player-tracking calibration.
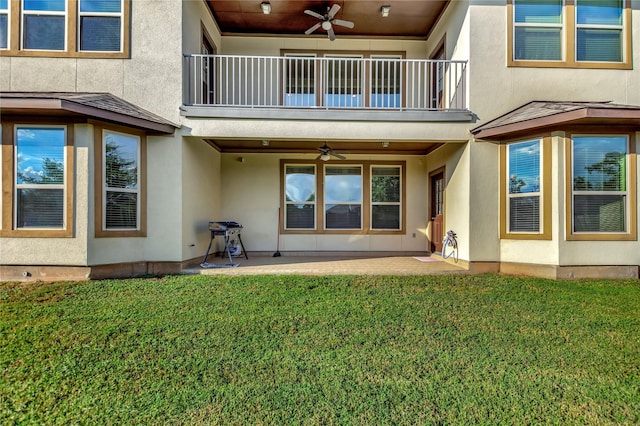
[284,164,317,230]
[324,164,363,230]
[21,0,68,51]
[14,124,67,230]
[506,139,543,234]
[78,0,124,53]
[102,129,140,231]
[571,134,629,234]
[370,165,402,230]
[512,0,565,62]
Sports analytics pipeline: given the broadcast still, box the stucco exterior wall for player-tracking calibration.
[218,153,430,253]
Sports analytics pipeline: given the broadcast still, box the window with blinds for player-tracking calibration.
[572,135,628,233]
[513,0,563,61]
[507,139,541,233]
[22,0,67,50]
[285,165,316,229]
[15,126,66,229]
[0,0,8,49]
[325,166,362,229]
[79,0,123,52]
[103,130,139,230]
[576,0,623,62]
[371,166,401,230]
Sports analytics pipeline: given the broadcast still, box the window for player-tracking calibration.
[325,56,363,108]
[4,0,129,57]
[0,0,8,49]
[569,135,636,238]
[507,140,541,232]
[576,0,623,62]
[325,166,362,229]
[285,54,316,107]
[513,0,563,61]
[95,126,146,237]
[0,123,73,237]
[508,0,631,68]
[79,0,123,52]
[285,165,316,229]
[371,166,401,230]
[281,160,405,234]
[22,0,67,50]
[500,138,551,239]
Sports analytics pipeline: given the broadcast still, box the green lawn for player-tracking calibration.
[1,274,639,425]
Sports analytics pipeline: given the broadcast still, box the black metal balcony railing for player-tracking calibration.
[184,54,468,111]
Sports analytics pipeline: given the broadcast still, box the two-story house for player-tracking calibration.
[1,0,639,281]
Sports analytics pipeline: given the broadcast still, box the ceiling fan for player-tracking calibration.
[304,4,354,41]
[316,143,346,161]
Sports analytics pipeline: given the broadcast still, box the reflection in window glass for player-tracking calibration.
[15,127,65,228]
[104,131,139,229]
[325,166,362,229]
[507,139,541,232]
[285,165,316,229]
[572,135,627,233]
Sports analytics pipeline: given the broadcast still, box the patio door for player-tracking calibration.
[201,32,216,104]
[324,55,362,107]
[430,169,445,253]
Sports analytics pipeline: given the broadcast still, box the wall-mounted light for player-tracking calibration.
[380,5,390,17]
[381,141,389,148]
[262,140,270,146]
[261,2,271,14]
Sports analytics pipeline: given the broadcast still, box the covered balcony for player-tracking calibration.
[182,54,470,122]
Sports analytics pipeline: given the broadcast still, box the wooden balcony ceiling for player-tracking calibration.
[205,139,444,155]
[205,1,449,38]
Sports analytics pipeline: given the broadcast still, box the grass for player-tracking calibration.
[1,274,639,425]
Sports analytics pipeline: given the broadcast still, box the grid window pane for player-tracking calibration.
[515,0,562,23]
[577,0,622,25]
[80,0,121,13]
[372,205,400,229]
[372,167,400,202]
[576,28,622,62]
[23,15,65,50]
[573,136,626,191]
[514,27,562,60]
[106,191,137,229]
[286,204,315,229]
[509,197,540,232]
[574,195,625,232]
[325,204,361,229]
[285,165,315,229]
[80,16,121,51]
[0,14,7,49]
[325,167,362,203]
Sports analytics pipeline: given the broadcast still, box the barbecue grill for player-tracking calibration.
[201,221,248,268]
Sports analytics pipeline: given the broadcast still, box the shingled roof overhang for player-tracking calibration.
[0,92,177,135]
[471,101,640,142]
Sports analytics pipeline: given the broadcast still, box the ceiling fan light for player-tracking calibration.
[380,5,390,17]
[261,2,271,14]
[320,154,331,161]
[321,20,332,30]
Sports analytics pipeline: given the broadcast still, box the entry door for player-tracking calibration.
[430,171,444,253]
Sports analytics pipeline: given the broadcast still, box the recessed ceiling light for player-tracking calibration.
[261,2,271,14]
[380,6,390,17]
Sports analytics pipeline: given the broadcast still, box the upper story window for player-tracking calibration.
[508,0,632,69]
[2,0,129,57]
[1,0,9,49]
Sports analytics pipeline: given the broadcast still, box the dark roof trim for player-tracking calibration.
[0,93,178,135]
[471,101,640,141]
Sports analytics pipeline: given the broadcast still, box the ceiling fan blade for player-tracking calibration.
[315,153,323,160]
[332,19,354,29]
[327,26,336,41]
[328,4,340,19]
[305,22,321,35]
[304,9,324,20]
[332,152,347,160]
